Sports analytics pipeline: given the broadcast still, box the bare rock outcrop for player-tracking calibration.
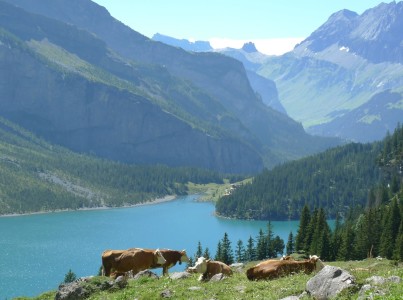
[306,265,355,300]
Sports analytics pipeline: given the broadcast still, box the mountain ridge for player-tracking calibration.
[0,0,340,171]
[258,1,403,142]
[0,3,263,173]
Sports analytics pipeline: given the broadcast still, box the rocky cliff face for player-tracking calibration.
[5,0,339,161]
[0,31,262,173]
[0,0,340,172]
[259,1,403,142]
[297,2,403,64]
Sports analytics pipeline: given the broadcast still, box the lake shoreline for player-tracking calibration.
[0,195,178,218]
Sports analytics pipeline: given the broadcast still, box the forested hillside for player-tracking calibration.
[216,142,381,220]
[216,125,403,220]
[294,125,403,261]
[0,117,235,215]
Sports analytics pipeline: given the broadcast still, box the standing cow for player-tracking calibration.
[101,249,127,276]
[188,257,233,281]
[101,248,166,277]
[150,249,190,275]
[246,255,324,280]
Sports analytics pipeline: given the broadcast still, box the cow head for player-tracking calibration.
[179,250,190,265]
[309,255,325,271]
[192,257,208,274]
[154,248,166,265]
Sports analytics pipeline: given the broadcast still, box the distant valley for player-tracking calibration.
[153,2,403,143]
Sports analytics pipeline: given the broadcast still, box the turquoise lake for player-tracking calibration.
[0,195,301,299]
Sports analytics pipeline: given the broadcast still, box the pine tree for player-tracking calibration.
[304,207,319,252]
[286,231,294,255]
[380,197,401,258]
[215,241,223,261]
[195,241,203,260]
[330,212,343,260]
[235,240,246,262]
[393,220,403,261]
[220,232,234,265]
[272,236,285,256]
[266,221,276,258]
[203,247,211,259]
[245,235,256,262]
[353,214,370,259]
[337,224,355,261]
[311,208,332,260]
[63,269,76,283]
[295,204,310,251]
[256,228,267,260]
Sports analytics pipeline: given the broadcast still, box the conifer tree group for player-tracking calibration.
[192,223,286,266]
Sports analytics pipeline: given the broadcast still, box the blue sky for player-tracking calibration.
[92,0,394,55]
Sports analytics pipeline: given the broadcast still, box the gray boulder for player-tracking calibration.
[209,273,228,282]
[55,281,89,300]
[132,269,159,280]
[160,289,173,298]
[306,265,355,300]
[169,271,192,280]
[366,275,386,285]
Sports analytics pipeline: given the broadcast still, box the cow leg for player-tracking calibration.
[163,266,168,276]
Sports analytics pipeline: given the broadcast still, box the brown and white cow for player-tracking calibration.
[188,257,233,281]
[246,255,324,281]
[101,248,166,277]
[102,249,127,276]
[149,249,190,275]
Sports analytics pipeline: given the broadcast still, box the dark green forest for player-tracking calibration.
[216,129,394,220]
[0,117,238,215]
[194,125,403,262]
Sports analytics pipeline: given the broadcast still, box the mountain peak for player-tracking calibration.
[328,9,359,22]
[294,1,402,63]
[242,42,258,53]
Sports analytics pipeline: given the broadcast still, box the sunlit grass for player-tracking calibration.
[21,259,403,300]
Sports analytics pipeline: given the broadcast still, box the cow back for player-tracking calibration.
[246,259,318,281]
[206,261,232,277]
[114,249,154,274]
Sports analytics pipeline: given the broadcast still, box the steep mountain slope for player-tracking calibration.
[0,2,263,173]
[3,0,339,165]
[216,43,287,115]
[150,35,287,115]
[0,116,229,215]
[258,1,403,142]
[310,89,403,141]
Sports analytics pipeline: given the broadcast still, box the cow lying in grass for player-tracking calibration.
[188,257,233,281]
[246,255,324,281]
[101,248,166,277]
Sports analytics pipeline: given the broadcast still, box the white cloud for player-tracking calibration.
[209,37,305,56]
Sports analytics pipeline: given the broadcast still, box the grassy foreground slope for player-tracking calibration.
[22,259,403,300]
